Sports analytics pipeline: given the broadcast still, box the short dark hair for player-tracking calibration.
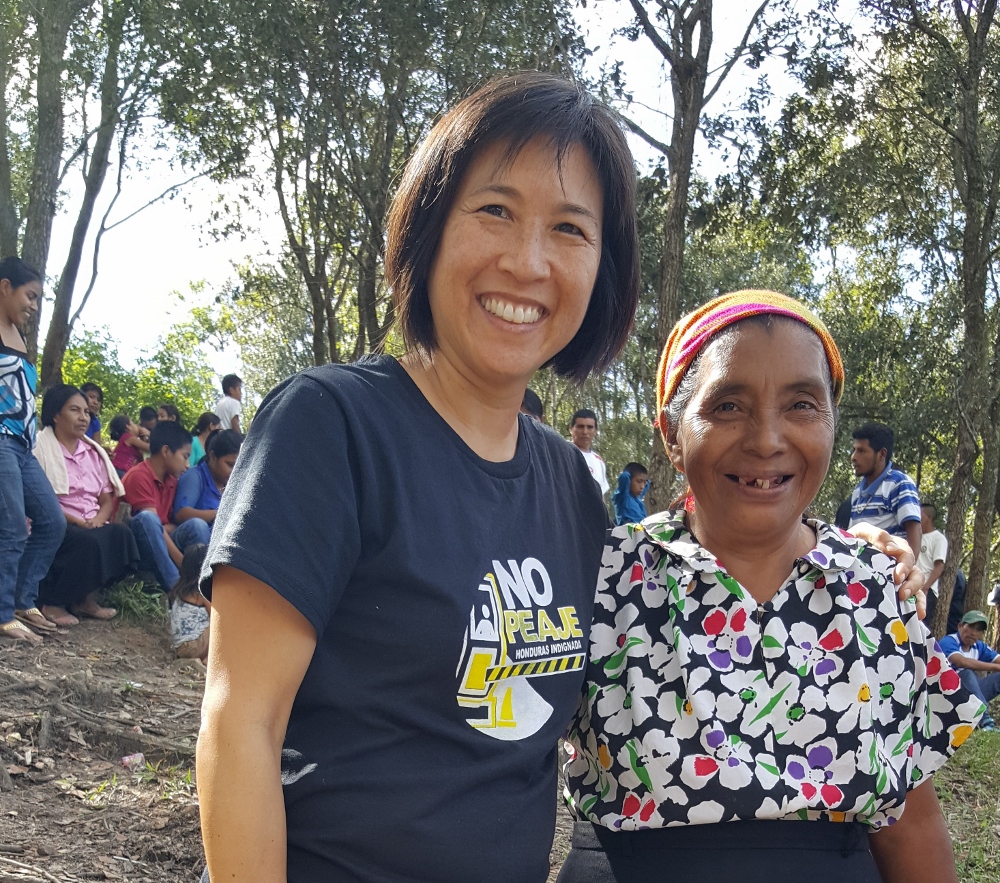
[194,411,221,434]
[221,374,242,395]
[571,408,597,427]
[921,501,937,520]
[0,255,41,289]
[624,462,647,478]
[521,388,544,420]
[79,382,103,404]
[385,72,639,384]
[149,419,191,455]
[853,422,894,461]
[108,414,130,440]
[41,384,83,428]
[139,406,158,423]
[206,428,243,459]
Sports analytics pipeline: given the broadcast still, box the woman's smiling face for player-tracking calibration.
[665,318,836,546]
[425,137,603,388]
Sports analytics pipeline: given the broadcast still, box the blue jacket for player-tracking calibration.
[612,470,648,526]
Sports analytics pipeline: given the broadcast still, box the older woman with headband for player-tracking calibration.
[560,291,982,883]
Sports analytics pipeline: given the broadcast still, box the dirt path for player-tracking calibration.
[0,617,204,882]
[0,617,576,882]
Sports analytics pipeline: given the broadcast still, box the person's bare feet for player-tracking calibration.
[0,619,43,643]
[70,596,117,621]
[41,605,79,627]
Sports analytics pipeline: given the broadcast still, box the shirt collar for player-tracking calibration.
[636,509,867,577]
[858,461,893,494]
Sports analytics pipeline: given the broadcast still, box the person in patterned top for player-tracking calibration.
[560,291,983,883]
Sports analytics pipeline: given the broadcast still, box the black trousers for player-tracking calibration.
[555,820,882,883]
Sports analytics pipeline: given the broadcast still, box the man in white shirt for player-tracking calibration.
[917,502,948,629]
[569,408,609,496]
[215,373,243,434]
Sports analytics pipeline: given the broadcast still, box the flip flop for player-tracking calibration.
[15,608,57,632]
[0,620,44,644]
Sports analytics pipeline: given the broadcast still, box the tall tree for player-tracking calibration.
[738,0,1000,624]
[616,0,794,511]
[154,0,579,369]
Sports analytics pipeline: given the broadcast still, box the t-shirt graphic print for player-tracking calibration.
[458,556,585,739]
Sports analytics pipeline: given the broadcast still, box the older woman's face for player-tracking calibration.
[426,137,603,387]
[666,320,835,545]
[55,393,91,440]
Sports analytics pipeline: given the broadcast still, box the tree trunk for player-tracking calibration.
[0,19,18,258]
[39,0,125,388]
[21,0,86,358]
[922,1,996,636]
[641,1,712,516]
[967,413,1000,613]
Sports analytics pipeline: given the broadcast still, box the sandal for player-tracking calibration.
[15,607,57,632]
[0,620,44,643]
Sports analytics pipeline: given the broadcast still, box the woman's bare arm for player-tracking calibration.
[197,565,317,883]
[868,779,956,883]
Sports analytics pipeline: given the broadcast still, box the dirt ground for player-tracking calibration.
[0,616,577,883]
[2,614,996,882]
[0,617,204,882]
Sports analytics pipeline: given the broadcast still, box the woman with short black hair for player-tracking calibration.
[197,72,639,883]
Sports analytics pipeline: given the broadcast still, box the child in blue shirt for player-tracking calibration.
[612,462,649,526]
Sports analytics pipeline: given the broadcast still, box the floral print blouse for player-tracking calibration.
[565,512,984,831]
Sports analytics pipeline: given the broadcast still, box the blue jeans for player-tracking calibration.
[129,510,210,590]
[0,435,66,621]
[958,667,1000,725]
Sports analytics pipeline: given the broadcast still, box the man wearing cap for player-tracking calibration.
[939,610,1000,731]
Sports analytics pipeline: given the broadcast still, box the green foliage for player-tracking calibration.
[60,313,218,429]
[103,579,167,623]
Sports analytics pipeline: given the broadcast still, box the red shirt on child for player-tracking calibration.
[111,432,143,473]
[122,460,177,525]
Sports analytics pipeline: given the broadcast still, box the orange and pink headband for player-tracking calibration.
[654,290,844,429]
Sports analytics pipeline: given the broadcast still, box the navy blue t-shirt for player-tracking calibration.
[203,356,608,882]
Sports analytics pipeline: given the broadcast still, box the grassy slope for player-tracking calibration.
[937,729,1000,882]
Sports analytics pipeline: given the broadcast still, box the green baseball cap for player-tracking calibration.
[960,610,989,627]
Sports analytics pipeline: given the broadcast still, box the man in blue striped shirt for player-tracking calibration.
[848,422,922,554]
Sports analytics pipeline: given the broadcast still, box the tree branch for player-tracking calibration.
[628,0,676,66]
[703,0,770,107]
[621,114,671,156]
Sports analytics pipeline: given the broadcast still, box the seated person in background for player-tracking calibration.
[80,382,103,443]
[157,402,181,425]
[612,461,649,526]
[215,373,243,432]
[520,388,545,422]
[33,385,138,626]
[139,406,158,435]
[169,543,210,662]
[190,411,221,466]
[122,420,205,591]
[173,429,243,543]
[109,414,149,477]
[939,610,1000,732]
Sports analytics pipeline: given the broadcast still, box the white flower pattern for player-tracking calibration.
[565,512,984,832]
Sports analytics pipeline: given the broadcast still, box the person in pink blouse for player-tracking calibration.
[33,385,138,626]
